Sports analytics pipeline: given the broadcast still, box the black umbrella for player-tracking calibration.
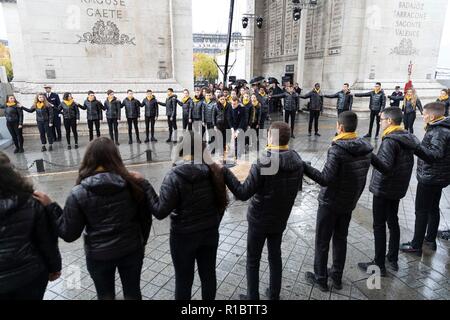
[250,76,265,84]
[236,79,248,84]
[268,77,279,85]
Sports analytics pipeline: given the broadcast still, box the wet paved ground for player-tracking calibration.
[2,113,450,300]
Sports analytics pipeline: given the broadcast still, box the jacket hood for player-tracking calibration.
[172,162,210,182]
[385,130,420,150]
[80,172,127,195]
[259,150,304,172]
[429,117,450,130]
[333,138,373,157]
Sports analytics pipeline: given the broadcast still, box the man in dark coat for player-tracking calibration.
[324,83,353,116]
[122,89,142,144]
[271,85,299,138]
[358,107,419,275]
[44,85,62,141]
[304,111,373,292]
[355,82,387,139]
[301,83,324,137]
[103,90,122,145]
[388,86,404,107]
[141,89,159,142]
[158,88,179,143]
[80,91,104,141]
[401,103,450,255]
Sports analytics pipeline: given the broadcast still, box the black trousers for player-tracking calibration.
[37,120,53,145]
[87,119,101,141]
[215,122,227,153]
[86,249,144,300]
[247,224,283,300]
[403,112,416,134]
[145,116,156,139]
[368,111,381,137]
[314,205,352,284]
[284,110,296,135]
[167,116,178,139]
[373,196,400,266]
[411,183,443,249]
[6,121,24,149]
[52,113,62,140]
[260,112,268,129]
[308,110,320,134]
[182,117,192,131]
[127,118,140,142]
[170,227,219,300]
[63,118,78,145]
[107,118,119,142]
[0,271,48,300]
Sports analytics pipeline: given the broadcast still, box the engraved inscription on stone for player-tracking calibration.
[328,0,344,55]
[305,1,326,59]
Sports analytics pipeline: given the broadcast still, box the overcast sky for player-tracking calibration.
[0,1,449,67]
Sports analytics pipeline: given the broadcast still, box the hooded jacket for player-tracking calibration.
[0,103,24,124]
[81,98,103,121]
[122,97,141,119]
[415,117,450,187]
[325,90,353,111]
[47,172,151,261]
[224,150,305,233]
[102,97,122,120]
[304,138,373,212]
[146,162,223,234]
[141,96,159,118]
[370,130,419,199]
[0,195,61,293]
[355,90,387,112]
[158,95,178,118]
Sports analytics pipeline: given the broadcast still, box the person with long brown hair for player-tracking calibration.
[0,151,61,300]
[22,93,55,152]
[33,137,153,300]
[396,88,423,134]
[0,95,24,153]
[144,132,228,300]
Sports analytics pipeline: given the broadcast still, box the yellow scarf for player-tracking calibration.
[425,116,446,130]
[6,102,16,107]
[382,125,404,138]
[266,144,289,151]
[36,102,45,109]
[314,88,321,94]
[374,88,381,94]
[146,95,154,101]
[221,101,227,109]
[182,96,190,104]
[64,99,74,107]
[243,98,250,105]
[108,96,114,102]
[193,96,201,103]
[205,98,211,104]
[439,94,449,101]
[259,91,266,97]
[95,166,106,172]
[227,96,232,103]
[405,94,412,101]
[127,97,133,101]
[333,132,358,142]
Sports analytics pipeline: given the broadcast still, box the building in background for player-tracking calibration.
[193,32,245,55]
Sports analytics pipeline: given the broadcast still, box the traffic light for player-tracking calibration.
[242,17,249,29]
[293,8,302,21]
[256,17,263,29]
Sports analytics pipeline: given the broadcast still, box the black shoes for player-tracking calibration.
[19,148,24,153]
[308,132,312,137]
[291,135,295,139]
[387,258,399,271]
[74,144,79,149]
[166,138,172,143]
[128,140,133,145]
[423,240,437,251]
[41,146,47,152]
[13,148,19,154]
[49,145,53,152]
[400,242,422,256]
[265,288,280,300]
[137,139,142,144]
[68,145,72,150]
[151,137,158,142]
[315,133,321,137]
[364,134,371,138]
[115,141,120,146]
[327,269,342,290]
[305,272,329,292]
[144,138,150,143]
[357,261,387,277]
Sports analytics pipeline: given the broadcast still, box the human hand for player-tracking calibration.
[129,171,144,181]
[33,191,53,206]
[49,272,61,282]
[18,125,23,129]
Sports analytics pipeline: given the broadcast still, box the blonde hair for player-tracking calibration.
[33,93,53,108]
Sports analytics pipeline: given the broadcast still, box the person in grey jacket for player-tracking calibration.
[202,89,216,143]
[158,88,179,143]
[324,83,353,116]
[271,85,299,138]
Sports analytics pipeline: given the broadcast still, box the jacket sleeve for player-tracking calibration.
[171,99,177,118]
[371,140,397,175]
[189,100,194,120]
[271,92,287,99]
[47,193,86,243]
[354,91,372,98]
[324,92,339,99]
[390,95,404,102]
[349,95,353,110]
[415,131,447,164]
[48,105,54,125]
[212,105,217,126]
[149,172,180,220]
[54,94,61,108]
[303,148,340,186]
[155,100,159,118]
[97,101,104,120]
[22,106,35,113]
[34,203,62,273]
[300,91,312,99]
[381,93,387,111]
[224,164,261,201]
[417,99,423,114]
[158,100,166,107]
[79,102,87,110]
[140,179,160,219]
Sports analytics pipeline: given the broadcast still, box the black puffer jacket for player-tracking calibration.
[158,95,178,118]
[255,92,270,114]
[370,130,419,199]
[191,97,205,121]
[0,195,61,293]
[102,97,122,120]
[81,99,103,121]
[22,104,54,123]
[325,91,353,111]
[177,97,194,120]
[355,90,386,112]
[58,101,80,120]
[122,98,141,119]
[141,96,159,118]
[304,138,373,212]
[203,100,216,124]
[272,92,299,111]
[415,117,450,187]
[301,90,324,111]
[146,162,222,234]
[389,91,403,107]
[0,103,23,124]
[213,102,230,126]
[224,150,305,233]
[47,173,151,260]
